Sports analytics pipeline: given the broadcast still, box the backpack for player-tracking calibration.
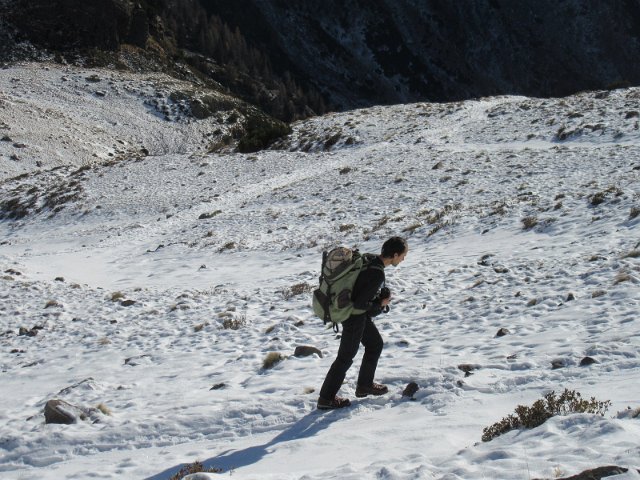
[311,247,382,330]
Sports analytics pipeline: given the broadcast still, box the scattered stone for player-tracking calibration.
[494,266,509,273]
[44,399,89,424]
[402,381,419,398]
[458,364,479,377]
[58,378,97,395]
[552,359,567,369]
[124,354,151,366]
[94,90,107,97]
[85,74,101,83]
[210,383,226,390]
[567,292,576,301]
[496,328,510,337]
[120,299,136,307]
[10,349,25,354]
[13,142,27,148]
[54,277,65,282]
[4,268,21,276]
[18,326,38,337]
[548,465,631,480]
[293,346,322,358]
[1,135,12,142]
[478,254,493,266]
[580,356,598,366]
[396,340,410,347]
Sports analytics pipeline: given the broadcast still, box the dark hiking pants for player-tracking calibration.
[319,314,383,400]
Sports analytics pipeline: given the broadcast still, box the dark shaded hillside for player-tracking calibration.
[0,0,325,121]
[202,0,640,108]
[2,0,640,115]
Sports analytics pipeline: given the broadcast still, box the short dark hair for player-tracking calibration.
[381,236,408,258]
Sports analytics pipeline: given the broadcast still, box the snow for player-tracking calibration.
[1,62,639,480]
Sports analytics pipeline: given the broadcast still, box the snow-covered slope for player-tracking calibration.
[0,63,639,480]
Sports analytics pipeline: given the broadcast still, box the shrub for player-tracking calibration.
[111,291,125,302]
[96,403,112,416]
[262,352,285,370]
[222,315,246,330]
[237,113,292,153]
[281,282,314,300]
[339,224,355,232]
[590,192,606,206]
[521,216,538,230]
[482,389,611,442]
[613,272,632,285]
[168,461,222,480]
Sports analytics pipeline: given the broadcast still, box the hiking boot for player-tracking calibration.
[355,382,389,398]
[317,396,351,410]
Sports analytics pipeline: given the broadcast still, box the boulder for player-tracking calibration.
[44,399,81,424]
[402,382,419,398]
[293,346,322,358]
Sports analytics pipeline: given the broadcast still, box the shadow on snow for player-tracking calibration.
[145,409,343,479]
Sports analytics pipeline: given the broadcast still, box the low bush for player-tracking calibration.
[262,352,285,370]
[521,216,538,230]
[237,113,292,153]
[482,389,610,442]
[281,282,314,300]
[168,461,222,480]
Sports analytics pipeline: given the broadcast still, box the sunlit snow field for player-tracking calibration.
[1,63,639,480]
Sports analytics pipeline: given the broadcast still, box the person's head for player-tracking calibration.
[381,236,408,267]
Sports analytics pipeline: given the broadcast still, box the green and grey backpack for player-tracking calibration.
[312,247,382,330]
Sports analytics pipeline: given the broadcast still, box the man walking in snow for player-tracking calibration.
[317,236,408,410]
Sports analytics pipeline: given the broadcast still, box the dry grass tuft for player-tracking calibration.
[262,352,285,370]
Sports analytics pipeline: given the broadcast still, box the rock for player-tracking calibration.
[567,292,576,301]
[402,381,419,398]
[458,364,479,377]
[496,328,510,337]
[44,399,81,424]
[120,299,136,307]
[293,346,322,358]
[580,356,598,366]
[552,359,567,369]
[18,326,38,337]
[550,465,630,480]
[210,383,226,390]
[124,354,151,366]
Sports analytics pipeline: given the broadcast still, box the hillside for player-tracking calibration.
[0,63,639,480]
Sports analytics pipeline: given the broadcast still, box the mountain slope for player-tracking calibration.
[203,0,640,108]
[0,63,639,479]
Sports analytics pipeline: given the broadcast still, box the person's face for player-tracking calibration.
[391,248,408,266]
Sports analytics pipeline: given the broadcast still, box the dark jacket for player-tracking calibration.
[351,256,386,318]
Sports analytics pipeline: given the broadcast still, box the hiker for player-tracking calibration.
[317,236,408,410]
